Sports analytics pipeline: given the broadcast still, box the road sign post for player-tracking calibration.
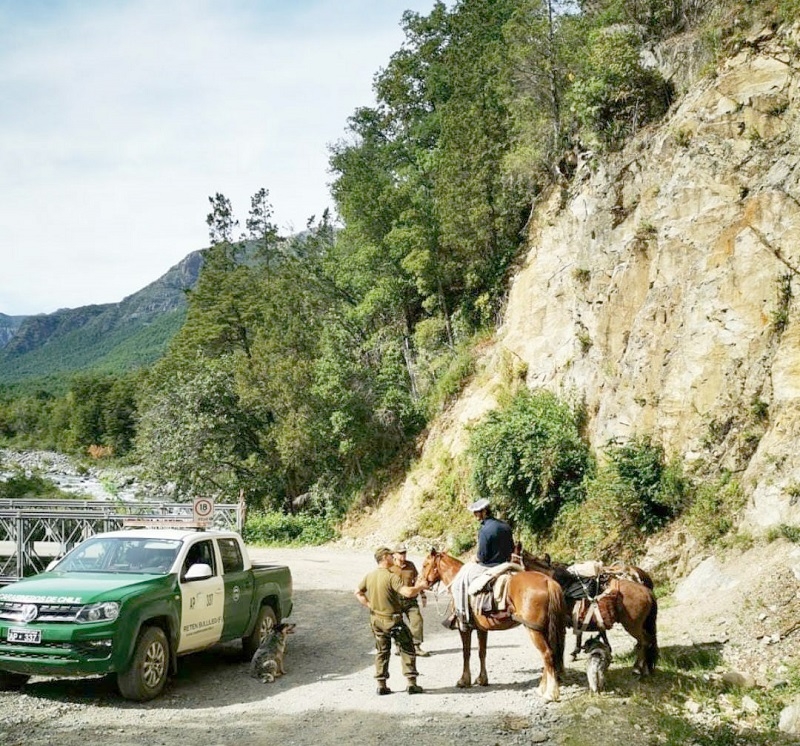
[192,497,214,526]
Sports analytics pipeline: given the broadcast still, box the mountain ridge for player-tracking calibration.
[0,250,203,385]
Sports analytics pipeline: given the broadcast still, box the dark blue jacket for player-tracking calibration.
[476,516,514,566]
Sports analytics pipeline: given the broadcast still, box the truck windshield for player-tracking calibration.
[56,538,182,574]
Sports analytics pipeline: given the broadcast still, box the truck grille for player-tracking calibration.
[1,641,112,661]
[0,601,82,623]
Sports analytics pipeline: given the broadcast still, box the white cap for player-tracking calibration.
[469,498,490,512]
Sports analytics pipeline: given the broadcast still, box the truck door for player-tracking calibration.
[177,538,224,653]
[217,537,254,639]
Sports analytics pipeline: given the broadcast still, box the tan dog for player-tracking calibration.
[249,623,296,682]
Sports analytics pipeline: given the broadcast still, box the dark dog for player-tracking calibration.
[250,623,296,682]
[584,636,611,693]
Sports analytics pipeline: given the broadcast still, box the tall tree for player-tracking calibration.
[245,187,281,279]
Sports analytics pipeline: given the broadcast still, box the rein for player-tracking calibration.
[423,554,458,618]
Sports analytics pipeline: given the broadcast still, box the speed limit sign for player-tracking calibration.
[193,497,214,523]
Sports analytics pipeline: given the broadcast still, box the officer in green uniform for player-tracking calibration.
[355,546,429,695]
[390,544,430,657]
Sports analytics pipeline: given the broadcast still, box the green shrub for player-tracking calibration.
[685,475,745,546]
[469,389,591,534]
[766,523,800,544]
[243,511,338,546]
[606,435,688,531]
[0,471,68,500]
[545,466,646,561]
[425,345,476,416]
[567,29,672,150]
[415,452,477,554]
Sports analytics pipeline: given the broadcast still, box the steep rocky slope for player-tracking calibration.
[498,22,800,533]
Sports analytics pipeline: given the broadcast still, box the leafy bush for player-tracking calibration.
[469,389,591,533]
[685,475,745,546]
[765,523,800,545]
[606,435,688,531]
[243,511,338,546]
[0,471,68,500]
[414,452,476,554]
[567,29,671,150]
[545,466,646,562]
[423,343,477,417]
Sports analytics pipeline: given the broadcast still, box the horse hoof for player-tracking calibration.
[477,679,489,687]
[456,680,471,689]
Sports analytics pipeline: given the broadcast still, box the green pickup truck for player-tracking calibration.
[0,527,292,701]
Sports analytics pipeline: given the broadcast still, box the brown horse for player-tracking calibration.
[420,549,566,701]
[512,545,659,675]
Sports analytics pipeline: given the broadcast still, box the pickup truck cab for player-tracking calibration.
[0,527,292,701]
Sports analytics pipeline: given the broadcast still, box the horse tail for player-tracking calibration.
[546,577,566,678]
[644,594,659,672]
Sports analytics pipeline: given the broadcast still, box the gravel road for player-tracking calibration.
[0,545,620,746]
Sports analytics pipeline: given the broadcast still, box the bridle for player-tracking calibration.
[421,551,454,617]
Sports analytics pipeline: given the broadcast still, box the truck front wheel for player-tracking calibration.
[0,671,30,689]
[117,625,169,701]
[242,604,277,659]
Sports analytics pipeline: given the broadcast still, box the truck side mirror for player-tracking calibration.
[184,563,213,581]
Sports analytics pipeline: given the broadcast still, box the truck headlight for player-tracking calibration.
[76,602,120,623]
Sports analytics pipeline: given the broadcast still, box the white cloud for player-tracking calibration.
[0,0,438,315]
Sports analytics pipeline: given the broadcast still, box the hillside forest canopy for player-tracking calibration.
[0,0,792,552]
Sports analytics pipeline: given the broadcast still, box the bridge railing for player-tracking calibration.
[0,499,244,584]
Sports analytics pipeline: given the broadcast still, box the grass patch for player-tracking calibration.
[558,644,798,745]
[685,475,746,546]
[766,524,800,544]
[413,451,475,554]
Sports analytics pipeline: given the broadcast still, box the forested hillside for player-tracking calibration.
[0,251,203,388]
[2,0,799,555]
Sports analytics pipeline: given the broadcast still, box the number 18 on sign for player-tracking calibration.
[193,497,214,525]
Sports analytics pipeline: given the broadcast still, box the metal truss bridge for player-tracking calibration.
[0,499,244,584]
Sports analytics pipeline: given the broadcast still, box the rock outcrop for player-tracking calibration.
[490,23,800,532]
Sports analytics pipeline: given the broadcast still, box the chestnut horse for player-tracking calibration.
[512,545,658,675]
[420,549,566,701]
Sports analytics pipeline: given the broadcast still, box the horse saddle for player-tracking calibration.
[572,588,620,631]
[468,563,523,618]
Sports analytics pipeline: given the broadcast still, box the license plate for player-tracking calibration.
[7,627,42,644]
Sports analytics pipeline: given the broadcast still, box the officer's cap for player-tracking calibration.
[392,544,408,554]
[469,498,490,513]
[374,546,392,562]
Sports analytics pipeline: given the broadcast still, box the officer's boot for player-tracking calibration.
[407,678,423,695]
[376,679,391,695]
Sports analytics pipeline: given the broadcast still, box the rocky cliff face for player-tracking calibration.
[0,314,26,350]
[491,23,800,532]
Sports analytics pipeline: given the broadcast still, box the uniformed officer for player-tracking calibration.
[470,498,514,566]
[355,546,429,695]
[390,544,430,657]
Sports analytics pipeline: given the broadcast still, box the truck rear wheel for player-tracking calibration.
[0,671,30,689]
[117,625,169,701]
[242,604,277,659]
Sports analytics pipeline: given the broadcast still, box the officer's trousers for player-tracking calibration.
[370,614,417,683]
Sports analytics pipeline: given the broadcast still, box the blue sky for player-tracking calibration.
[0,0,439,316]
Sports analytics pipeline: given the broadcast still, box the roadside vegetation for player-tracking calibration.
[558,649,800,745]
